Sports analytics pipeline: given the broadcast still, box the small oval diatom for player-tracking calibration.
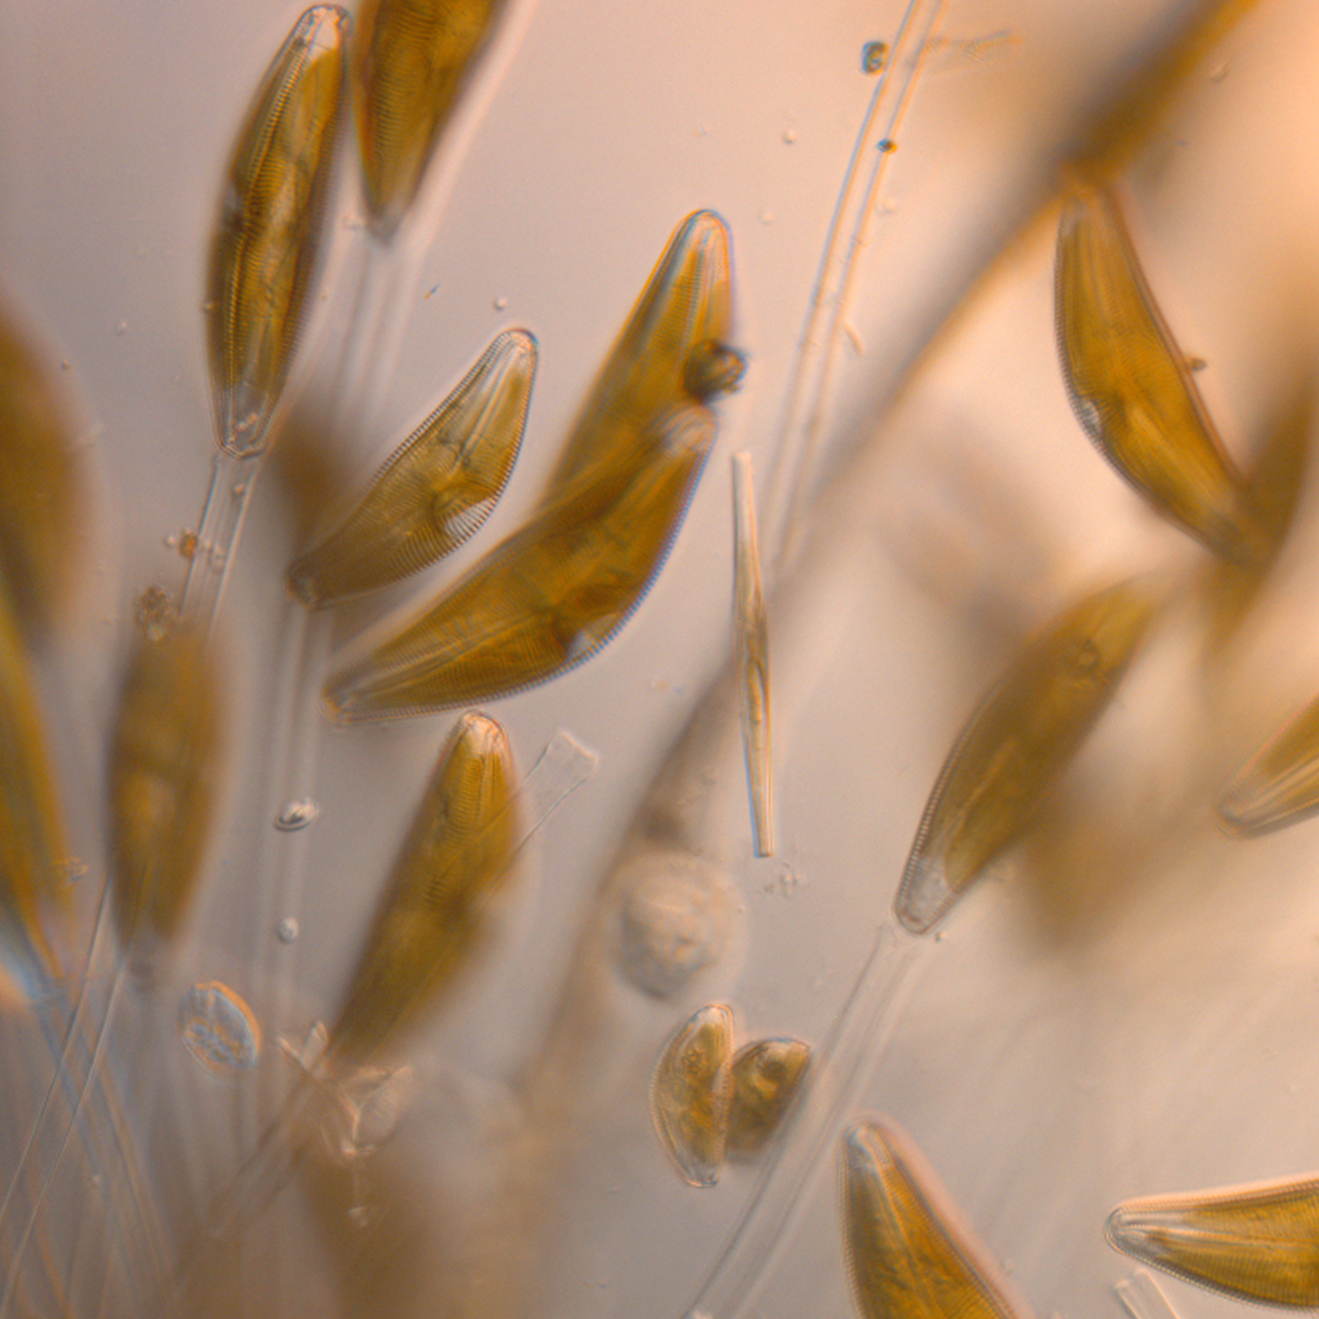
[209,5,348,457]
[650,1003,734,1188]
[841,1117,1033,1319]
[178,981,261,1076]
[286,329,535,608]
[726,1038,811,1158]
[896,578,1160,934]
[1107,1177,1319,1307]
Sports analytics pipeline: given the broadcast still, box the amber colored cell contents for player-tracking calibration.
[1219,693,1319,836]
[354,0,507,238]
[327,711,519,1069]
[287,328,535,608]
[841,1118,1032,1319]
[1107,1177,1319,1308]
[208,5,347,457]
[109,616,223,950]
[726,1037,810,1158]
[1056,178,1262,566]
[896,578,1160,934]
[650,1003,734,1188]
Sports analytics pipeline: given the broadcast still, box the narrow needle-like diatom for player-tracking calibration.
[1107,1176,1319,1307]
[109,612,223,953]
[354,0,509,239]
[650,1002,734,1188]
[732,451,773,857]
[726,1037,811,1158]
[896,578,1160,934]
[1219,695,1319,836]
[1055,178,1261,565]
[325,404,717,720]
[286,328,535,607]
[327,711,519,1069]
[841,1117,1032,1319]
[0,304,84,636]
[208,5,348,457]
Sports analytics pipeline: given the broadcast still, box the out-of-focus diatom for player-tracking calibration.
[861,40,889,74]
[732,451,773,857]
[1107,1177,1319,1307]
[650,1002,734,1188]
[615,850,737,998]
[354,0,508,238]
[842,1117,1032,1319]
[0,304,84,635]
[896,579,1160,934]
[109,609,223,952]
[286,328,535,607]
[326,711,519,1069]
[1055,178,1261,565]
[325,404,717,720]
[1219,695,1319,836]
[208,5,347,457]
[726,1037,811,1158]
[178,981,261,1076]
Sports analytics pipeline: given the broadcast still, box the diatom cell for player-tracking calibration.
[286,328,536,608]
[208,5,347,457]
[1107,1176,1319,1307]
[614,850,738,998]
[1055,177,1262,566]
[178,981,261,1076]
[324,404,717,720]
[327,711,519,1069]
[1219,693,1319,836]
[841,1117,1032,1319]
[726,1037,811,1158]
[896,578,1160,934]
[354,0,508,238]
[650,1002,734,1188]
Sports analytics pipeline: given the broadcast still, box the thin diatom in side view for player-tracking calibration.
[896,578,1160,934]
[324,404,718,720]
[650,1002,734,1188]
[326,710,519,1070]
[726,1037,811,1158]
[354,0,509,239]
[286,328,535,608]
[841,1117,1033,1319]
[1218,695,1319,836]
[208,5,348,458]
[1107,1176,1319,1307]
[1056,178,1262,566]
[109,611,223,954]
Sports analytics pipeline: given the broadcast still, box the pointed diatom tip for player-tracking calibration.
[492,326,537,364]
[894,854,954,935]
[451,709,508,758]
[304,3,349,42]
[1104,1203,1149,1254]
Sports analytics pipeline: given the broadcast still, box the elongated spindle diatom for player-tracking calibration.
[896,578,1160,934]
[354,0,509,239]
[1219,695,1319,836]
[1107,1176,1319,1307]
[208,5,348,458]
[286,328,535,607]
[1055,178,1261,565]
[841,1117,1033,1319]
[650,1002,734,1188]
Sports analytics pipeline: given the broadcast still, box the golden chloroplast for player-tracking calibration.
[649,1002,734,1188]
[1219,693,1319,836]
[208,5,348,457]
[896,579,1160,934]
[726,1037,810,1158]
[287,329,535,607]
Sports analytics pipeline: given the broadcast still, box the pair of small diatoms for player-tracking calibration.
[841,1117,1032,1319]
[896,578,1160,934]
[650,1003,810,1187]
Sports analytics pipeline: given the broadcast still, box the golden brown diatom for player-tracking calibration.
[841,1117,1032,1319]
[324,404,716,721]
[0,582,71,996]
[208,5,347,457]
[896,579,1160,934]
[1055,178,1261,565]
[1107,1176,1319,1308]
[649,1003,734,1188]
[0,304,84,637]
[109,613,223,952]
[1219,694,1319,836]
[286,328,535,608]
[327,711,519,1068]
[354,0,508,239]
[726,1037,810,1158]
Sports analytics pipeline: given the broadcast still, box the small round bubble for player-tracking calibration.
[276,917,300,943]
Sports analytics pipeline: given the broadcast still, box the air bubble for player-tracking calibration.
[276,917,300,943]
